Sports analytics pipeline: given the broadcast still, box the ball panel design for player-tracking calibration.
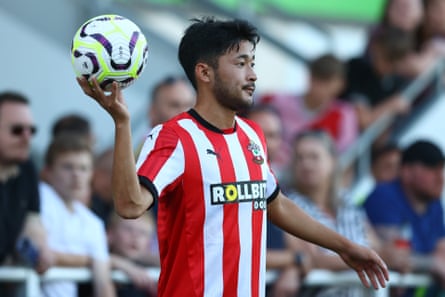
[71,14,148,90]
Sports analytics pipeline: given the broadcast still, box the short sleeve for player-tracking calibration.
[137,125,185,199]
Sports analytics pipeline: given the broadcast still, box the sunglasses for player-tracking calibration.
[10,125,37,136]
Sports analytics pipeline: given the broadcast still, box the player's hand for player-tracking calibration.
[339,243,389,290]
[76,77,129,123]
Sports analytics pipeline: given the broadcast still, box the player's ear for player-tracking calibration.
[195,63,212,84]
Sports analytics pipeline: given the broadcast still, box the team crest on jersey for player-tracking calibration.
[210,181,267,210]
[247,139,264,165]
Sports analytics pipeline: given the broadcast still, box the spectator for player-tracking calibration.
[90,147,114,226]
[363,139,445,297]
[147,75,195,128]
[39,134,115,297]
[243,104,286,181]
[259,53,358,168]
[371,142,402,183]
[417,0,445,59]
[107,211,158,297]
[51,113,95,148]
[0,91,53,296]
[371,0,445,79]
[380,0,424,32]
[353,142,403,205]
[42,113,95,205]
[341,25,414,131]
[284,130,382,297]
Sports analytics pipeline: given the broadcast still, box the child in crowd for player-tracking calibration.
[39,133,115,297]
[107,211,159,297]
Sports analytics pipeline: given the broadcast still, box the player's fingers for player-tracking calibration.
[374,261,389,288]
[110,81,121,100]
[76,77,94,97]
[365,267,379,289]
[357,269,370,288]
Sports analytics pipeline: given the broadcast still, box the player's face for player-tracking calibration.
[212,41,257,111]
[0,102,35,164]
[292,138,334,190]
[47,151,93,202]
[150,81,195,126]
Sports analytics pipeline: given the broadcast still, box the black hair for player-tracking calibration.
[52,113,91,138]
[309,54,346,80]
[371,25,414,61]
[150,75,190,105]
[178,16,260,89]
[371,142,401,164]
[0,91,29,106]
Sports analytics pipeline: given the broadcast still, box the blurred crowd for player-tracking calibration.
[2,0,445,296]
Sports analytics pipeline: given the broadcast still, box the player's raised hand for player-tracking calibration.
[339,243,389,290]
[76,77,130,122]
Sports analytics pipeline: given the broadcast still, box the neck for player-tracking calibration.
[402,184,428,214]
[194,101,237,131]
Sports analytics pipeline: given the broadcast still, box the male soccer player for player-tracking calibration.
[77,17,388,297]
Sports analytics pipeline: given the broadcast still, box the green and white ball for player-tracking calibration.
[71,14,148,91]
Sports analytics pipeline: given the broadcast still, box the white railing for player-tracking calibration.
[0,266,432,297]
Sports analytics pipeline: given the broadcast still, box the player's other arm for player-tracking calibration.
[267,192,389,289]
[77,78,153,219]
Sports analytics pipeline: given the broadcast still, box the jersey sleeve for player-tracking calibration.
[136,124,185,200]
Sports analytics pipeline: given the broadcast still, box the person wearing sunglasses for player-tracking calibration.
[0,91,53,296]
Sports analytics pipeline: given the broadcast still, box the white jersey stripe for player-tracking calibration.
[236,118,269,296]
[135,124,163,170]
[152,141,184,195]
[178,119,224,296]
[224,133,253,297]
[236,118,276,199]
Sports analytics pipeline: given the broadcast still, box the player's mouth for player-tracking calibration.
[243,84,255,96]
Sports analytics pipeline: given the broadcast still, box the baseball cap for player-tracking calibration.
[401,140,445,167]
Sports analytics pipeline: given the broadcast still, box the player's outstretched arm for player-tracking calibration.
[77,78,153,218]
[267,192,389,289]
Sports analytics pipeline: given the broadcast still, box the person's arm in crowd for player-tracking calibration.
[354,94,410,130]
[110,253,157,292]
[21,212,54,273]
[375,226,445,277]
[268,192,389,289]
[51,252,91,267]
[91,259,116,297]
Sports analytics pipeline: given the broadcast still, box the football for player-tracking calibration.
[71,14,148,91]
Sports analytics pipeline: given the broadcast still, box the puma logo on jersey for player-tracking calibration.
[210,181,267,210]
[206,149,220,158]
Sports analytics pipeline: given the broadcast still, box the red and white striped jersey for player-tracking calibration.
[136,109,279,297]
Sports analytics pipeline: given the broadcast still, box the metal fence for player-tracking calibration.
[0,266,433,297]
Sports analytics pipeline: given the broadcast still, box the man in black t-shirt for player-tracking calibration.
[0,91,53,295]
[341,25,414,131]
